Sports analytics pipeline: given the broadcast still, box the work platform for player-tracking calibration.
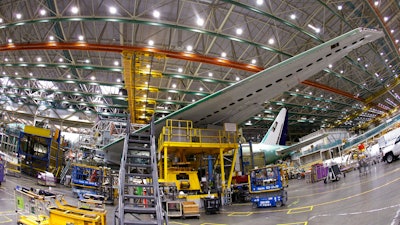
[157,119,238,193]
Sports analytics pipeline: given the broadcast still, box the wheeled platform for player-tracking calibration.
[248,165,288,208]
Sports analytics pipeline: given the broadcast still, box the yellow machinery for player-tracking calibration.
[18,215,49,225]
[15,186,106,225]
[55,196,106,224]
[158,119,238,194]
[15,187,56,225]
[49,207,102,225]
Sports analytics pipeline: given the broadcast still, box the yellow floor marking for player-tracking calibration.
[287,206,313,214]
[227,211,253,216]
[0,215,12,224]
[277,222,308,225]
[169,222,190,225]
[0,211,14,215]
[201,223,228,225]
[288,199,299,208]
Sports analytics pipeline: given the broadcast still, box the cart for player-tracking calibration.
[182,201,200,219]
[0,162,4,185]
[202,197,220,214]
[37,171,56,187]
[324,164,342,184]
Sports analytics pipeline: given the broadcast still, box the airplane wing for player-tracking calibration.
[137,28,383,136]
[275,133,329,156]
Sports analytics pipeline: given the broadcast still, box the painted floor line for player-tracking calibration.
[309,203,400,221]
[390,205,400,225]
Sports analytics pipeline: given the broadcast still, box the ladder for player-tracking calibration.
[59,160,72,185]
[115,117,168,225]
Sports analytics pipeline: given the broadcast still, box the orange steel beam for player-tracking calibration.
[0,42,262,73]
[302,80,365,102]
[0,42,363,102]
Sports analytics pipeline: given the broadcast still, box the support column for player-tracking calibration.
[227,147,238,188]
[163,146,168,181]
[219,148,225,192]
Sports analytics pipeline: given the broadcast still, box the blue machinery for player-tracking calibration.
[248,165,288,208]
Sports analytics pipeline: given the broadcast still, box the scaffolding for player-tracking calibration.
[122,50,165,124]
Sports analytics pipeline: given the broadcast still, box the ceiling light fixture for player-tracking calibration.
[109,6,117,14]
[307,24,320,33]
[196,18,204,26]
[268,38,275,44]
[71,6,79,14]
[153,10,160,18]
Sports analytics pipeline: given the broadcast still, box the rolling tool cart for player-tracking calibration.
[202,197,221,214]
[324,164,342,183]
[0,160,4,185]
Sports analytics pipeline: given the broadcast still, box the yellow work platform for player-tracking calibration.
[158,119,239,192]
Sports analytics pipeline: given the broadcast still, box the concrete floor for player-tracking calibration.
[1,159,400,225]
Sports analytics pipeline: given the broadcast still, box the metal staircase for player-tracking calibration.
[59,159,72,185]
[115,117,167,225]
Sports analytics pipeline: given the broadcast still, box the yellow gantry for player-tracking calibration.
[122,50,165,123]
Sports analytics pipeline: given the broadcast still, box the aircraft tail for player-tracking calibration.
[260,108,288,145]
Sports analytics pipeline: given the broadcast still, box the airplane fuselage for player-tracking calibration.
[241,143,290,165]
